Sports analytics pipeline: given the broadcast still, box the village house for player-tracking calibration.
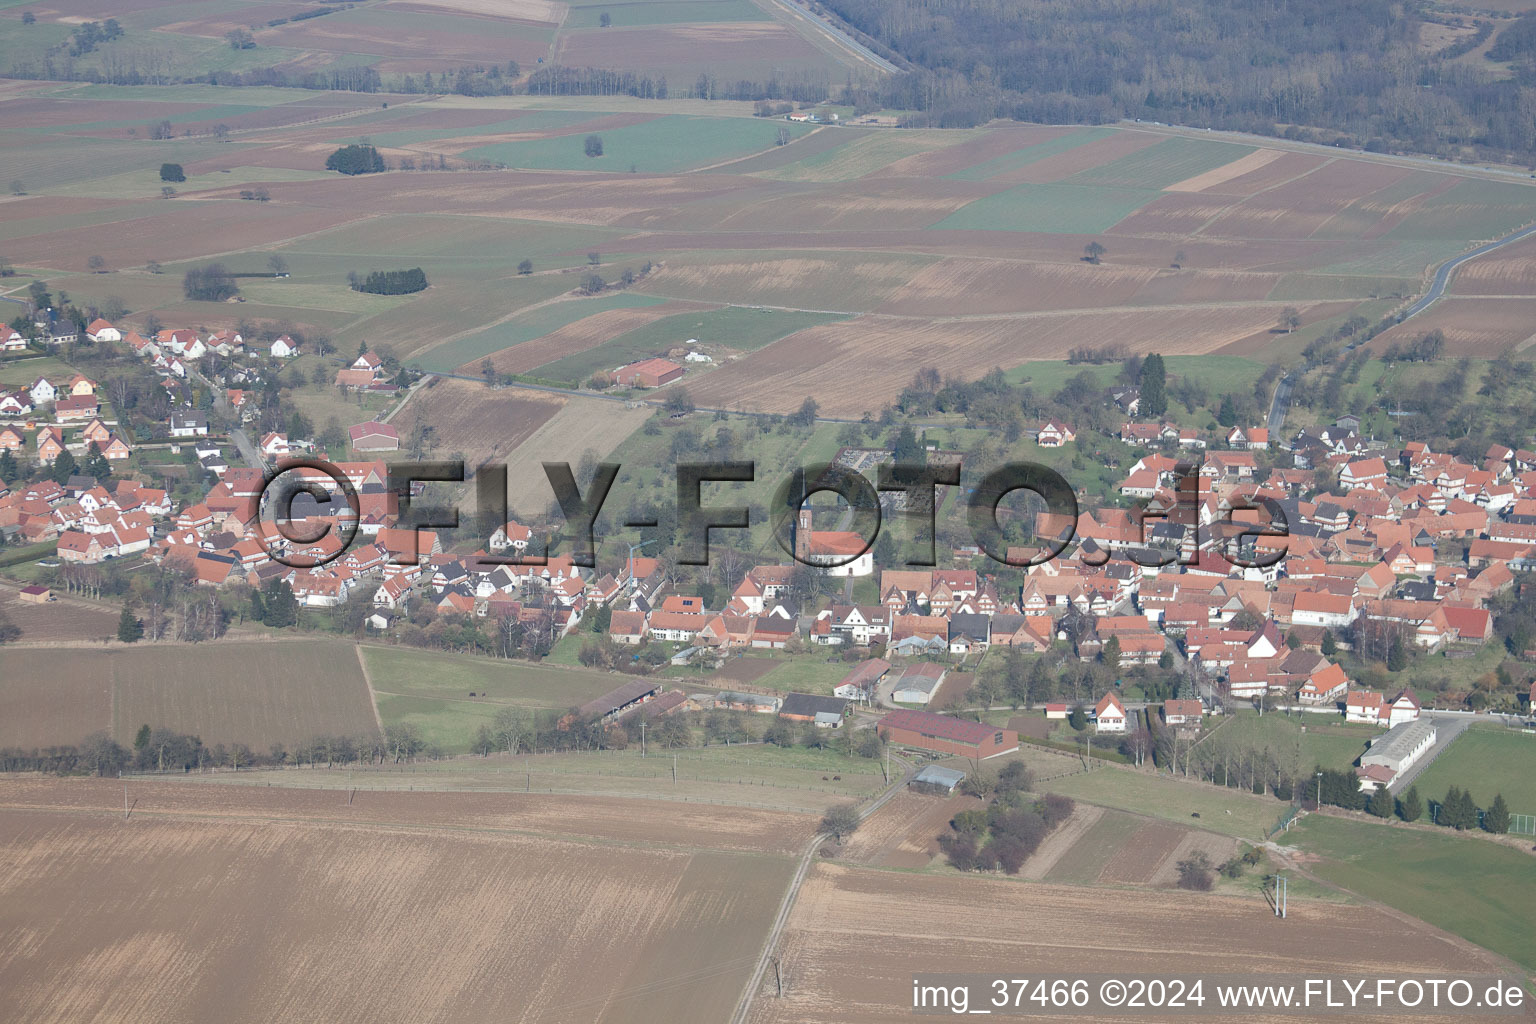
[1093,692,1128,733]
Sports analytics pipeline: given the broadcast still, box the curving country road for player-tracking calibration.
[1398,219,1536,321]
[1267,218,1536,433]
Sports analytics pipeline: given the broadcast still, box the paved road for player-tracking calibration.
[188,365,266,470]
[1267,220,1536,433]
[758,0,899,74]
[1399,220,1536,321]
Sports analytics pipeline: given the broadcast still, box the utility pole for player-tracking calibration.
[672,753,677,786]
[123,783,128,820]
[640,719,646,758]
[1315,770,1323,810]
[772,956,782,997]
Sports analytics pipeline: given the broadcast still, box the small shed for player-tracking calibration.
[19,584,51,604]
[910,765,966,796]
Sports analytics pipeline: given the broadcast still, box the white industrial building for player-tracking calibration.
[1356,718,1437,791]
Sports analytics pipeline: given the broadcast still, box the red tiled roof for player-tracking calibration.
[881,709,999,744]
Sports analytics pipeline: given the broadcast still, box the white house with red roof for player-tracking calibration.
[86,319,120,342]
[1094,692,1128,733]
[259,432,290,459]
[1036,420,1075,448]
[489,520,533,554]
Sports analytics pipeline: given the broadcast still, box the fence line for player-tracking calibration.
[1427,804,1535,835]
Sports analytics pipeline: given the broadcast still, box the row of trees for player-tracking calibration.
[349,267,428,295]
[182,262,239,302]
[325,144,386,176]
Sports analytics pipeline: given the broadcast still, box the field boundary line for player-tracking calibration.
[355,644,386,737]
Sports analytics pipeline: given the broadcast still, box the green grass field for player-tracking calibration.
[933,182,1157,233]
[361,645,618,708]
[417,291,675,373]
[1295,814,1536,973]
[754,657,853,696]
[530,306,846,384]
[944,126,1117,181]
[462,114,815,173]
[1216,711,1380,773]
[1043,766,1289,840]
[1066,137,1255,190]
[1385,177,1536,242]
[753,129,975,182]
[360,646,626,752]
[1410,727,1536,812]
[563,0,767,29]
[356,110,603,150]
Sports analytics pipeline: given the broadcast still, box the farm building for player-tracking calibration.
[1357,719,1437,790]
[18,584,51,604]
[614,358,684,388]
[878,709,1018,760]
[571,679,660,724]
[618,689,689,723]
[779,692,851,727]
[714,691,781,713]
[833,659,890,701]
[348,421,400,453]
[909,765,967,796]
[1044,703,1069,719]
[891,663,947,704]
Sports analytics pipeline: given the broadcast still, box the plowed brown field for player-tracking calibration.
[0,779,799,1024]
[748,862,1518,1024]
[395,375,567,467]
[1371,296,1536,356]
[682,302,1353,416]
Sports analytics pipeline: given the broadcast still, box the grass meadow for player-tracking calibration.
[1295,814,1536,973]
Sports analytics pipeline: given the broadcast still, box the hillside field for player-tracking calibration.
[7,88,1536,414]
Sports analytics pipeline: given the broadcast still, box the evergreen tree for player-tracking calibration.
[1100,635,1121,672]
[1397,785,1423,822]
[1140,352,1167,417]
[116,605,143,643]
[260,577,298,628]
[1367,785,1393,817]
[49,449,77,484]
[1386,637,1407,672]
[0,447,16,483]
[1321,630,1337,656]
[133,724,151,750]
[1484,792,1510,834]
[1439,786,1478,830]
[1217,394,1237,427]
[892,423,923,464]
[325,144,386,175]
